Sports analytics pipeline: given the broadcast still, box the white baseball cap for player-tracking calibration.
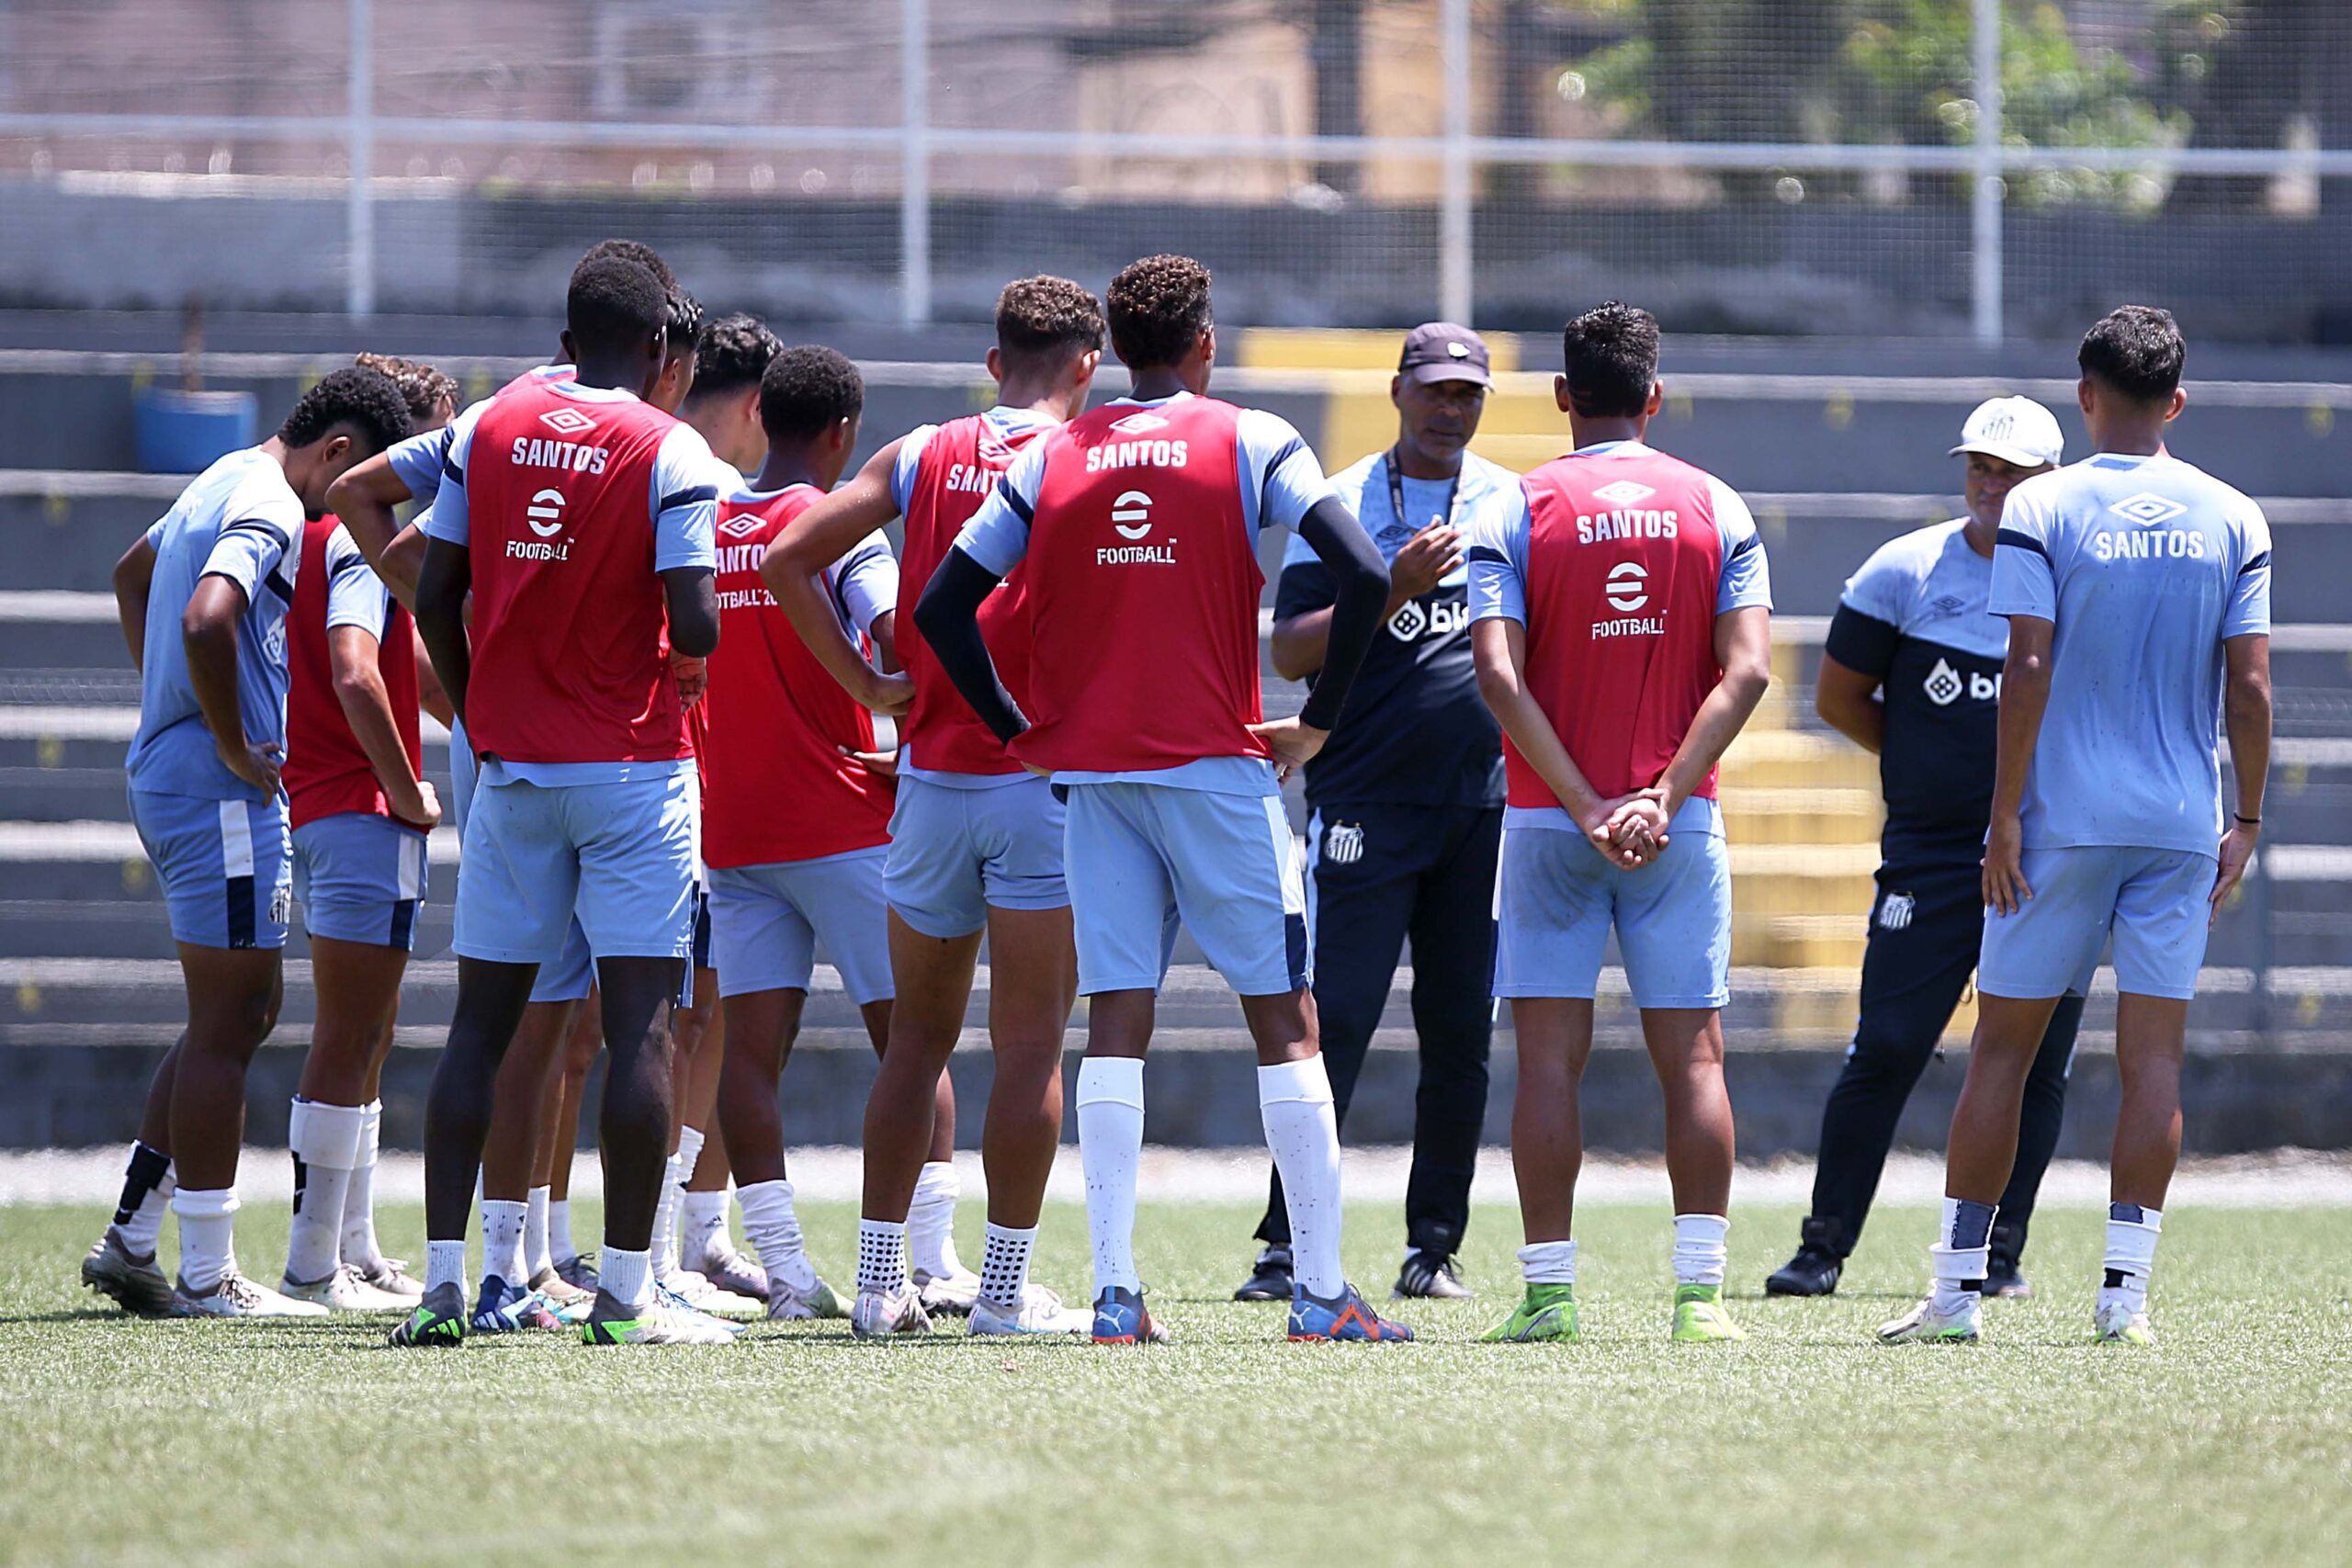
[1950,396,2064,468]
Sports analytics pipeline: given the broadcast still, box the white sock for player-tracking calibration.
[549,1198,578,1266]
[601,1245,652,1310]
[978,1223,1036,1311]
[2100,1202,2163,1316]
[286,1098,366,1285]
[652,1132,701,1280]
[1520,1238,1577,1286]
[908,1160,963,1279]
[1930,1195,1997,1314]
[425,1238,467,1296]
[480,1198,527,1290]
[339,1101,385,1269]
[739,1179,820,1294]
[1671,1213,1730,1288]
[1258,1056,1345,1299]
[525,1186,552,1279]
[857,1219,908,1297]
[1076,1057,1146,1295]
[682,1189,729,1269]
[172,1187,240,1293]
[111,1140,175,1257]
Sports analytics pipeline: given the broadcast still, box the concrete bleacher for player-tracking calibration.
[2,321,2348,1154]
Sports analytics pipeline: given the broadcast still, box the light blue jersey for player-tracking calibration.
[127,448,307,802]
[954,392,1336,798]
[1991,451,2271,857]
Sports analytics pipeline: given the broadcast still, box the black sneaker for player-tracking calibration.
[1764,1216,1846,1297]
[1393,1249,1473,1300]
[1983,1222,2032,1299]
[1234,1246,1294,1302]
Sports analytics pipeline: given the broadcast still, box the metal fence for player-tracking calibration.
[3,1,2350,335]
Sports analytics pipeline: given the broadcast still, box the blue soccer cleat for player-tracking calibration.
[1288,1281,1416,1342]
[1091,1286,1171,1345]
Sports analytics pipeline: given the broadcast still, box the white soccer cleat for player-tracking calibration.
[280,1264,416,1313]
[352,1256,425,1303]
[175,1268,331,1318]
[694,1241,772,1303]
[913,1262,982,1317]
[2092,1302,2157,1347]
[851,1284,933,1339]
[581,1289,740,1347]
[658,1269,763,1318]
[969,1283,1091,1337]
[1876,1293,1981,1344]
[764,1272,847,1322]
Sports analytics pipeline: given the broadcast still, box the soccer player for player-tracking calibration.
[693,344,911,1324]
[391,254,729,1348]
[82,367,413,1318]
[1882,306,2271,1348]
[1465,302,1772,1346]
[1235,322,1510,1306]
[277,356,457,1311]
[1767,397,2085,1301]
[765,276,1105,1337]
[918,254,1412,1344]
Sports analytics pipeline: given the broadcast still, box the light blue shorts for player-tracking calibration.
[1064,782,1306,998]
[454,770,698,966]
[1494,806,1731,1010]
[130,788,293,952]
[447,715,477,837]
[529,918,594,1004]
[1978,844,2215,1001]
[708,846,894,1003]
[885,772,1068,939]
[293,811,429,950]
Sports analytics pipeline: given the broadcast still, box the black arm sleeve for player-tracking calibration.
[912,546,1028,745]
[1823,603,1901,680]
[1293,494,1390,732]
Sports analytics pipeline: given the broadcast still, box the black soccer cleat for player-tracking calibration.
[1764,1216,1846,1298]
[1234,1245,1295,1303]
[1983,1222,2033,1299]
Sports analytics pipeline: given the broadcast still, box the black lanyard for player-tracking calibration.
[1384,446,1463,538]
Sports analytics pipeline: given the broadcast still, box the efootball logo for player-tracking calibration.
[1108,412,1170,435]
[1590,479,1656,508]
[526,488,567,538]
[1111,490,1154,540]
[1604,560,1649,613]
[2110,492,2188,526]
[537,407,596,437]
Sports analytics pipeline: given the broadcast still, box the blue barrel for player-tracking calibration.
[133,389,256,474]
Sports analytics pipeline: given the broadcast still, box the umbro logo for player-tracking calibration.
[718,513,764,539]
[538,407,596,436]
[1930,593,1968,616]
[1108,412,1170,435]
[2109,491,2187,526]
[1590,479,1656,507]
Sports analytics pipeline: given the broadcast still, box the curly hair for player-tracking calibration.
[566,255,670,358]
[1560,301,1660,420]
[686,312,783,401]
[277,365,413,455]
[2078,304,2185,403]
[759,344,864,443]
[1105,254,1212,371]
[576,238,676,292]
[995,275,1104,372]
[352,353,458,426]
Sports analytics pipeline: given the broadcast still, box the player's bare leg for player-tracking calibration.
[164,943,294,1312]
[85,1033,186,1317]
[1483,996,1591,1344]
[720,983,856,1321]
[283,934,413,1309]
[466,997,574,1330]
[544,990,601,1290]
[2098,992,2188,1344]
[970,906,1078,1328]
[1643,1006,1742,1341]
[853,913,973,1335]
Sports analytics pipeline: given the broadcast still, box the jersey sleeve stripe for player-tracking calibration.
[264,567,295,603]
[1464,543,1510,565]
[2238,549,2271,576]
[219,517,286,543]
[1726,532,1760,560]
[997,475,1035,526]
[1995,526,2048,559]
[442,453,463,483]
[658,484,718,512]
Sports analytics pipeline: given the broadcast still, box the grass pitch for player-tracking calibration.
[6,1199,2349,1568]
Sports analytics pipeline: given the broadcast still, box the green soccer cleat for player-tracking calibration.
[1482,1282,1579,1343]
[389,1282,468,1348]
[1670,1283,1746,1343]
[2092,1303,2157,1347]
[1876,1293,1981,1344]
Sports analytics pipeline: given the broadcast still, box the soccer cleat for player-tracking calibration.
[695,1242,772,1303]
[81,1229,186,1318]
[657,1269,762,1319]
[763,1273,848,1323]
[1091,1286,1171,1345]
[175,1268,331,1319]
[526,1264,594,1310]
[969,1283,1090,1337]
[2092,1303,2156,1347]
[1981,1256,2033,1300]
[390,1283,468,1348]
[850,1283,933,1338]
[1766,1218,1846,1297]
[1877,1293,1982,1344]
[1394,1250,1473,1300]
[1234,1245,1294,1303]
[1670,1283,1746,1343]
[553,1253,601,1293]
[469,1276,564,1334]
[580,1289,739,1346]
[653,1280,747,1336]
[913,1262,982,1317]
[353,1256,425,1303]
[280,1264,416,1313]
[1482,1282,1580,1343]
[1289,1282,1415,1342]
